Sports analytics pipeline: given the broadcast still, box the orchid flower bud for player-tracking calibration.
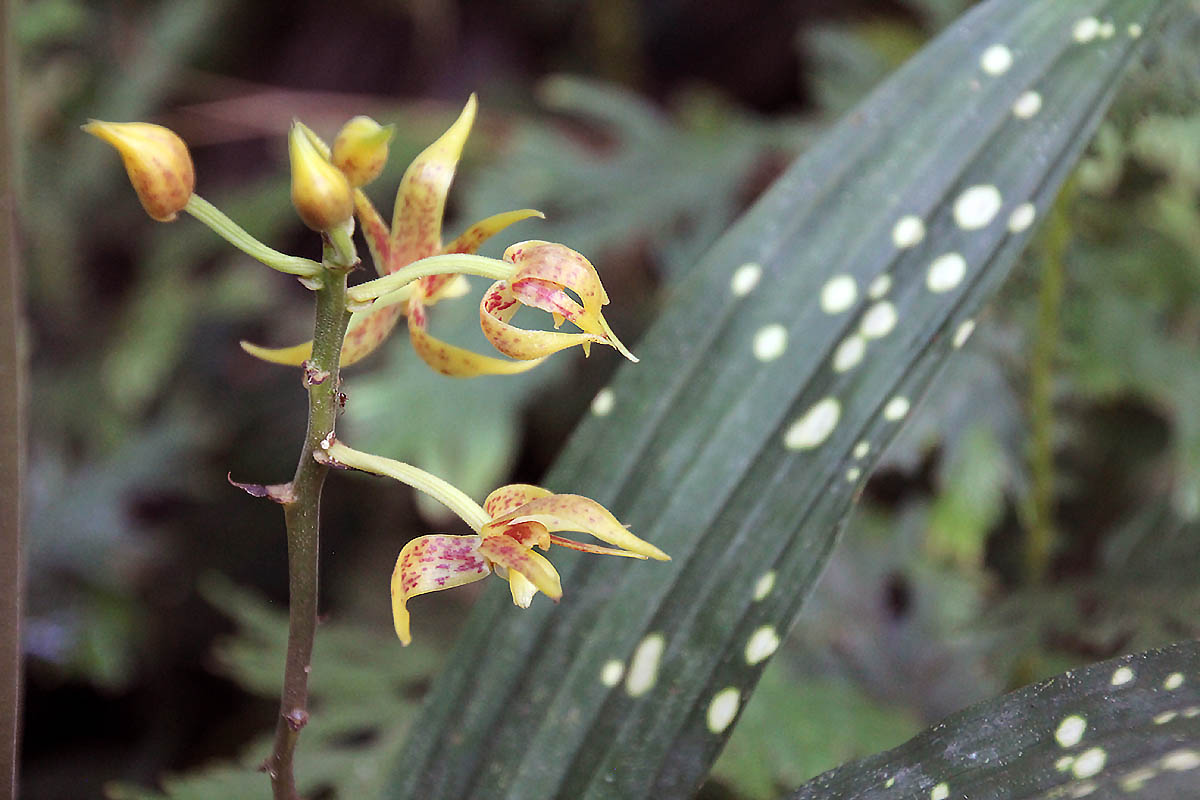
[289,122,354,232]
[82,120,194,222]
[332,116,394,188]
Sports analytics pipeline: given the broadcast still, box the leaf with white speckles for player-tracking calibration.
[382,1,1176,798]
[789,640,1200,799]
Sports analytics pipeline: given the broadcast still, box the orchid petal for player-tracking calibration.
[480,281,605,360]
[497,494,670,561]
[239,339,312,366]
[444,209,545,256]
[482,484,552,518]
[390,95,476,264]
[547,535,647,559]
[354,188,392,276]
[341,304,404,366]
[390,534,491,645]
[505,570,539,608]
[408,291,545,377]
[478,534,562,602]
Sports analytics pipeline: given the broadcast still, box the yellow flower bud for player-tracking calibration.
[82,120,194,222]
[289,122,353,232]
[332,116,394,187]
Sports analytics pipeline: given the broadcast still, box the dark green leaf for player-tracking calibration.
[790,640,1200,799]
[384,2,1176,798]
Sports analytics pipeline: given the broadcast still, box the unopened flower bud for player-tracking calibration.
[289,122,353,232]
[82,120,194,222]
[332,116,394,187]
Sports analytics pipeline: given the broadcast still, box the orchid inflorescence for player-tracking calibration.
[85,95,665,645]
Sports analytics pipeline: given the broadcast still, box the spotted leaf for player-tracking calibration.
[790,640,1200,799]
[383,2,1176,798]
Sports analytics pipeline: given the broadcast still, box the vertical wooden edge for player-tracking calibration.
[0,0,23,793]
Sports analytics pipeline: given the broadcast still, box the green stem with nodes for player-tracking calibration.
[186,195,324,281]
[346,253,515,309]
[264,239,354,800]
[322,441,491,530]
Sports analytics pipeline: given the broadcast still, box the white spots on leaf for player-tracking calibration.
[1072,747,1107,779]
[892,216,925,249]
[1013,90,1042,119]
[744,625,781,666]
[853,440,870,459]
[883,396,911,422]
[600,659,625,687]
[868,273,893,299]
[885,777,895,788]
[1184,706,1200,718]
[1073,17,1100,43]
[930,783,949,800]
[707,687,741,734]
[927,253,967,293]
[1154,710,1178,725]
[846,466,862,483]
[1128,23,1143,38]
[954,184,1003,230]
[784,397,841,451]
[753,570,776,601]
[953,319,976,349]
[625,633,665,697]
[980,44,1013,76]
[820,274,858,314]
[1070,780,1097,797]
[1164,672,1185,690]
[832,334,866,373]
[753,324,788,362]
[731,262,763,297]
[1008,202,1036,233]
[591,387,615,416]
[1162,749,1200,771]
[1111,666,1135,686]
[860,301,898,339]
[1055,715,1087,748]
[1098,20,1115,39]
[1120,767,1158,792]
[1056,756,1075,772]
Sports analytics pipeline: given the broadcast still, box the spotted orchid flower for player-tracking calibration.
[241,95,635,375]
[391,483,669,645]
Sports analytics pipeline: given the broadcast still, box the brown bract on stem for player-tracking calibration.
[260,242,353,800]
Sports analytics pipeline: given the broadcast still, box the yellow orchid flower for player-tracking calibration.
[320,441,668,646]
[241,95,636,375]
[392,483,669,645]
[82,120,195,222]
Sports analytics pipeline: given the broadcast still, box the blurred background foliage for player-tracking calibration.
[16,0,1200,797]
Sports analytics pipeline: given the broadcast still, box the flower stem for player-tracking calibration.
[322,441,491,531]
[264,242,353,800]
[186,195,324,281]
[346,253,514,309]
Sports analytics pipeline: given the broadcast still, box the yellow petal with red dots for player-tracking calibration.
[547,535,647,558]
[354,189,393,276]
[482,484,553,518]
[391,534,491,645]
[341,304,404,366]
[390,95,477,265]
[408,292,545,377]
[497,494,670,561]
[478,534,562,602]
[239,339,312,366]
[444,209,545,256]
[480,281,605,360]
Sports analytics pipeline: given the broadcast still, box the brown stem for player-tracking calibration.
[264,245,352,800]
[0,0,23,792]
